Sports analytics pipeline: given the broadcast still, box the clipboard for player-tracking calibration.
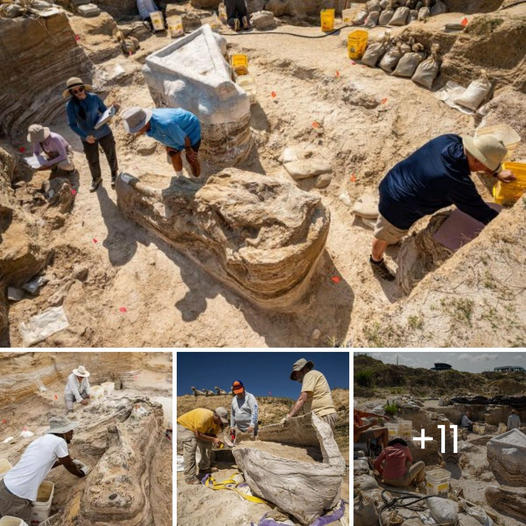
[94,105,116,129]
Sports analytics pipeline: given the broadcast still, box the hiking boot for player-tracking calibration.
[369,256,395,281]
[198,467,218,477]
[242,15,250,29]
[234,18,240,31]
[185,477,201,485]
[89,177,102,192]
[111,174,117,189]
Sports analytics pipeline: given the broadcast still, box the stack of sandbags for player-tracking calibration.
[352,0,446,28]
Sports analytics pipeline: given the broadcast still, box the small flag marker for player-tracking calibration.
[271,91,277,98]
[119,306,127,313]
[312,121,320,129]
[331,276,341,284]
[461,17,468,27]
[350,174,357,183]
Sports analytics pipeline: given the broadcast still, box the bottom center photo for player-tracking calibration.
[176,351,350,526]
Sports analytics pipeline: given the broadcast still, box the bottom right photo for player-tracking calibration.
[354,351,526,526]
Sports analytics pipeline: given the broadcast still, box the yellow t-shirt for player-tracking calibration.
[177,408,221,435]
[301,370,336,417]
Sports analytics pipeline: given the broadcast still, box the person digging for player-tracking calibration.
[176,407,227,485]
[0,416,86,522]
[370,134,515,281]
[64,365,91,412]
[121,106,202,178]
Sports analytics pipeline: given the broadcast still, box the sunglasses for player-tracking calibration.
[71,86,85,95]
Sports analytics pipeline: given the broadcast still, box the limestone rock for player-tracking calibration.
[352,190,379,219]
[250,10,277,30]
[487,428,526,486]
[485,486,526,524]
[116,168,330,311]
[78,3,101,16]
[315,172,333,188]
[233,413,344,525]
[0,12,92,140]
[284,158,332,180]
[143,25,253,168]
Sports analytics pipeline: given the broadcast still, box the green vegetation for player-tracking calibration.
[356,369,373,387]
[384,402,398,417]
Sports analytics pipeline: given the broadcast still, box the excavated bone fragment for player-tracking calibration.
[116,168,330,311]
[257,412,320,446]
[486,486,526,523]
[143,25,253,168]
[233,413,344,525]
[486,428,526,486]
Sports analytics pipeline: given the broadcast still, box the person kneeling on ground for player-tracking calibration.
[136,0,166,31]
[461,410,474,433]
[354,409,390,451]
[177,407,228,485]
[64,365,91,412]
[225,0,250,31]
[230,380,258,439]
[374,438,425,488]
[370,134,515,281]
[0,416,86,522]
[64,77,120,192]
[27,124,76,177]
[121,106,202,178]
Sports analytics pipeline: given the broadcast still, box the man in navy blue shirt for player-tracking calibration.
[370,134,514,280]
[121,106,202,177]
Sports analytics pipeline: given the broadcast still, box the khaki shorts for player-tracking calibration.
[373,213,408,244]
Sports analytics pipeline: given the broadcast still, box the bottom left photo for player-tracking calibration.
[0,352,172,526]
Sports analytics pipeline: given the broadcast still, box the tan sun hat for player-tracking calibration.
[27,124,50,144]
[121,107,153,134]
[290,358,314,380]
[62,77,93,99]
[214,407,229,425]
[73,365,90,378]
[462,134,507,172]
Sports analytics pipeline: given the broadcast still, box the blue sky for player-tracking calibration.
[177,352,349,398]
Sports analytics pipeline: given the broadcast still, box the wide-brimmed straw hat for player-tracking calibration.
[47,416,79,434]
[121,107,153,134]
[27,124,50,144]
[289,358,314,380]
[462,135,507,172]
[214,407,229,425]
[62,77,93,99]
[73,365,90,378]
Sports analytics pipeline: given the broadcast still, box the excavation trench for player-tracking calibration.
[0,352,172,525]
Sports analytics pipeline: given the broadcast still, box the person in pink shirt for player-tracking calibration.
[27,124,76,175]
[374,438,425,487]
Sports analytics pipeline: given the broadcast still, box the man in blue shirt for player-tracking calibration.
[370,134,514,280]
[122,106,202,177]
[230,380,258,438]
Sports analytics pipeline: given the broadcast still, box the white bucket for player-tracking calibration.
[397,420,413,440]
[168,15,183,38]
[90,385,104,400]
[425,468,450,497]
[150,10,165,31]
[30,481,54,526]
[386,423,398,439]
[0,517,29,526]
[101,382,114,395]
[0,458,12,480]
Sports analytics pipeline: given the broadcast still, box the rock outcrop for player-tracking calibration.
[485,486,526,524]
[116,169,330,311]
[487,429,526,486]
[233,413,344,525]
[0,11,93,140]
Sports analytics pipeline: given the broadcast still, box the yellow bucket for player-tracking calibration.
[150,11,165,31]
[347,29,368,60]
[493,161,526,206]
[168,15,183,38]
[320,9,335,32]
[231,54,248,75]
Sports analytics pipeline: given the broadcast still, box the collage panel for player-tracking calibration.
[176,351,350,526]
[354,351,526,526]
[0,351,172,526]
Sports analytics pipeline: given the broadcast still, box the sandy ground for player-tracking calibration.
[0,353,172,524]
[6,6,513,347]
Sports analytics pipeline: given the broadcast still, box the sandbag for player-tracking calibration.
[379,43,403,72]
[393,51,424,77]
[353,9,368,24]
[390,6,409,24]
[354,493,378,526]
[454,71,492,111]
[430,0,447,15]
[412,48,440,88]
[409,8,418,20]
[378,8,394,24]
[418,6,430,19]
[379,0,389,8]
[366,0,381,11]
[427,497,459,526]
[361,40,388,67]
[364,10,380,27]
